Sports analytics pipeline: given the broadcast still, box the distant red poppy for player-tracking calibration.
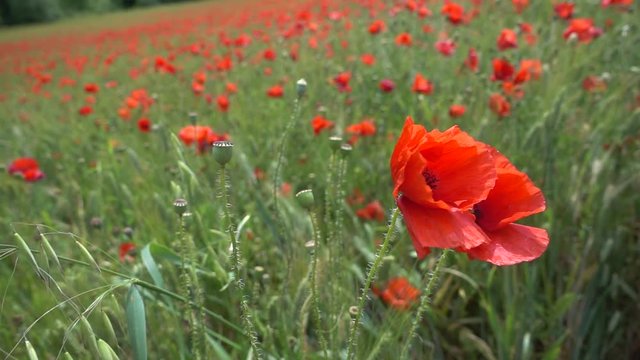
[441,3,465,24]
[512,0,529,13]
[119,242,136,263]
[84,83,99,93]
[491,58,515,82]
[497,29,518,51]
[412,73,434,95]
[372,277,420,310]
[346,119,376,137]
[178,125,228,153]
[368,20,386,35]
[361,53,376,66]
[8,157,44,182]
[563,18,602,43]
[263,48,276,61]
[464,48,479,72]
[311,115,335,135]
[435,38,456,56]
[334,72,352,92]
[601,0,633,7]
[226,82,238,94]
[280,182,292,196]
[137,118,151,133]
[489,93,511,117]
[554,2,575,19]
[395,32,413,46]
[79,106,93,116]
[267,85,284,97]
[217,95,230,112]
[356,200,385,222]
[379,79,395,92]
[583,76,607,92]
[449,104,466,118]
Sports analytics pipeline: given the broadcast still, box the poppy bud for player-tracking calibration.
[340,143,353,157]
[295,189,315,209]
[188,111,198,125]
[296,78,307,98]
[212,141,233,165]
[329,136,343,151]
[173,198,188,216]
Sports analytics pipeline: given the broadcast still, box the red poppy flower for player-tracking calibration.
[137,118,151,133]
[356,200,385,222]
[79,106,93,116]
[226,82,238,94]
[379,79,395,92]
[178,125,228,153]
[347,188,365,206]
[334,72,352,92]
[582,76,607,92]
[489,93,511,117]
[554,2,575,19]
[563,18,602,43]
[361,53,376,66]
[512,0,529,13]
[280,182,292,197]
[372,277,420,310]
[267,85,284,98]
[497,29,518,51]
[519,59,543,80]
[391,118,548,264]
[412,73,434,95]
[395,33,413,46]
[449,104,466,118]
[601,0,633,7]
[119,242,136,263]
[441,3,465,24]
[491,58,515,82]
[84,83,99,94]
[217,95,230,112]
[311,115,335,135]
[368,20,386,35]
[464,48,479,72]
[435,38,456,56]
[8,157,45,182]
[346,119,376,137]
[263,48,276,61]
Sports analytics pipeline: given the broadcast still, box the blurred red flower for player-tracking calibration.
[563,18,602,43]
[119,242,136,263]
[137,118,151,133]
[217,95,230,112]
[311,115,335,135]
[368,20,386,35]
[356,200,385,222]
[449,104,466,118]
[372,277,420,310]
[464,48,479,72]
[334,72,352,92]
[554,2,575,19]
[512,0,529,13]
[489,93,511,117]
[8,157,44,182]
[267,85,284,97]
[412,73,434,95]
[379,79,395,92]
[441,3,465,25]
[491,58,515,82]
[435,38,456,56]
[79,106,93,116]
[395,32,413,46]
[84,83,99,93]
[360,53,376,66]
[583,76,607,92]
[178,125,228,154]
[497,29,518,51]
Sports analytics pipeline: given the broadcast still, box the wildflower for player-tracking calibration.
[311,115,335,135]
[217,95,230,112]
[267,85,284,98]
[347,119,377,145]
[441,2,465,25]
[554,2,575,19]
[412,73,434,95]
[583,76,607,92]
[79,106,93,116]
[464,48,479,72]
[491,58,515,82]
[263,48,277,61]
[512,0,529,13]
[8,157,45,182]
[563,18,602,43]
[334,72,352,92]
[137,118,151,133]
[361,53,376,66]
[395,32,413,46]
[119,242,136,263]
[84,83,99,93]
[372,277,420,310]
[449,104,466,118]
[368,20,386,35]
[489,93,511,117]
[435,38,456,56]
[379,79,395,93]
[356,200,385,222]
[497,29,518,51]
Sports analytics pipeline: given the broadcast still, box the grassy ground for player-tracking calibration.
[0,0,639,359]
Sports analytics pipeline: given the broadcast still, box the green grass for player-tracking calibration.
[0,0,639,359]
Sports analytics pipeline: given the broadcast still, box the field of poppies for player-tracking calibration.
[0,0,639,359]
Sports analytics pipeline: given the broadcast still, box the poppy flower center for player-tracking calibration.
[422,168,439,189]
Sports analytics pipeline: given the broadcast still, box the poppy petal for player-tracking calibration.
[398,196,490,256]
[465,224,549,266]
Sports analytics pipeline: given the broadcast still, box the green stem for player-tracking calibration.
[400,249,451,359]
[220,165,264,359]
[309,209,329,358]
[346,207,400,360]
[273,97,302,220]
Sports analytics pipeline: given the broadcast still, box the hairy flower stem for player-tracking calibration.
[219,165,263,359]
[400,249,451,360]
[308,209,329,358]
[346,207,400,360]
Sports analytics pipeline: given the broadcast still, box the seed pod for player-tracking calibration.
[212,141,233,166]
[295,189,315,210]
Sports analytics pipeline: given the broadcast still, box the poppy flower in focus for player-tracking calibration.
[497,29,518,51]
[563,18,602,43]
[449,104,466,118]
[441,2,465,24]
[372,277,420,310]
[489,93,511,117]
[379,79,395,93]
[356,200,385,222]
[8,157,45,182]
[267,85,284,98]
[137,118,151,133]
[391,117,548,264]
[311,115,335,135]
[395,33,413,46]
[412,73,434,95]
[119,242,136,263]
[369,20,386,35]
[554,2,575,19]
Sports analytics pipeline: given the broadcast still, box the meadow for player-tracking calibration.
[0,0,638,359]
